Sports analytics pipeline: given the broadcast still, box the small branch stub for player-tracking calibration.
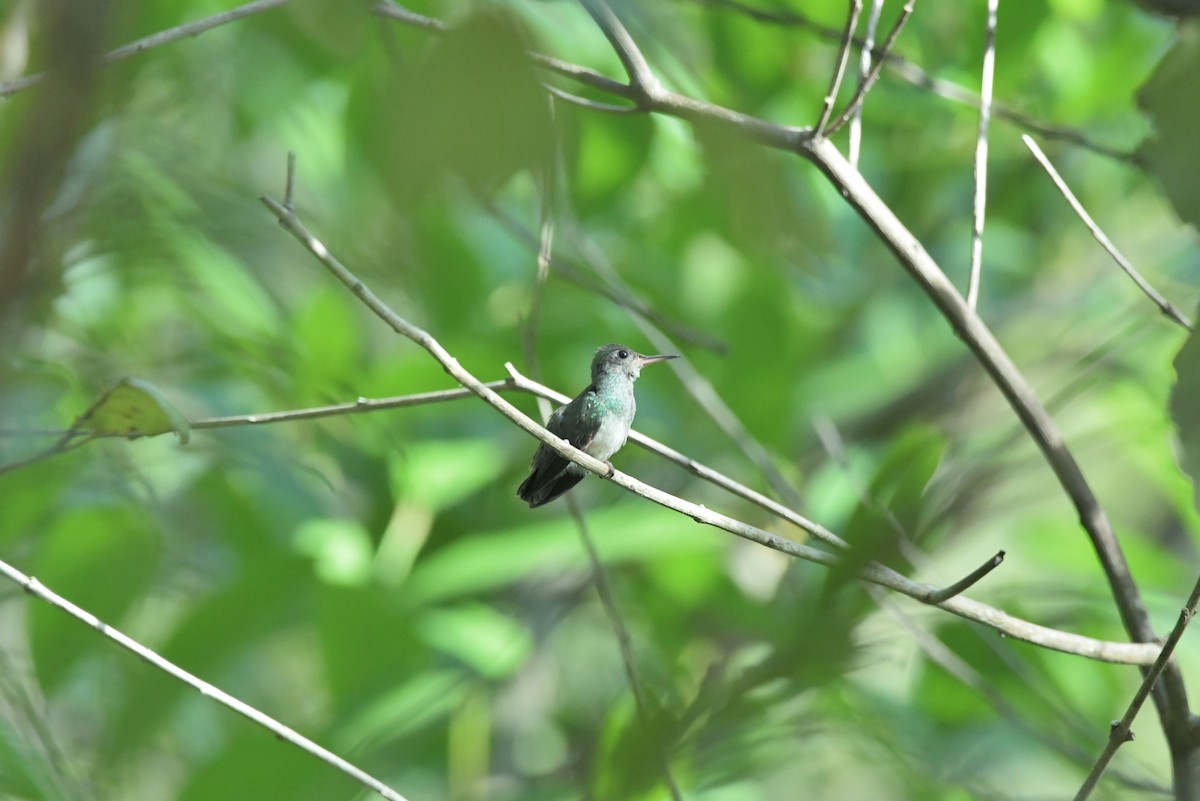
[923,550,1005,604]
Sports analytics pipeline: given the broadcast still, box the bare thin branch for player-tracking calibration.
[193,384,510,429]
[1074,572,1200,800]
[0,435,88,476]
[823,0,916,137]
[815,0,863,136]
[921,551,1005,603]
[1023,135,1193,331]
[372,0,446,32]
[0,557,412,801]
[0,0,287,97]
[966,0,998,310]
[847,0,884,165]
[531,52,640,100]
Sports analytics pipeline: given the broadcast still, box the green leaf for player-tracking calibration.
[1138,24,1200,228]
[391,438,508,512]
[404,504,720,604]
[416,603,532,678]
[365,7,554,201]
[74,377,190,443]
[1171,319,1200,511]
[828,426,947,588]
[293,517,374,585]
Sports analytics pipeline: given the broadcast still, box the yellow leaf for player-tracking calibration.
[74,378,190,443]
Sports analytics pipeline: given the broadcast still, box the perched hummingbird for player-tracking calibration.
[517,344,677,507]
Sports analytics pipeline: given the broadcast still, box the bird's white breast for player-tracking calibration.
[586,405,634,461]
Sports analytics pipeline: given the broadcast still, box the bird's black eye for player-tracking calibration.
[618,349,629,359]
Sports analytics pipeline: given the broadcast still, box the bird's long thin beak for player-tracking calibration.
[636,353,678,366]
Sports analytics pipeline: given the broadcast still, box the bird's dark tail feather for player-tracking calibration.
[518,470,585,507]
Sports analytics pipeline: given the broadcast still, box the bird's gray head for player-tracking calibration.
[591,344,678,383]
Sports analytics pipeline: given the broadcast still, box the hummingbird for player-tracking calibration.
[517,344,677,507]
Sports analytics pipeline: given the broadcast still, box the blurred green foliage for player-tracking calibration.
[0,1,1198,799]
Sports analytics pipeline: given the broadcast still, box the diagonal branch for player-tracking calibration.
[1074,571,1200,800]
[0,557,412,801]
[1023,135,1192,331]
[0,0,288,97]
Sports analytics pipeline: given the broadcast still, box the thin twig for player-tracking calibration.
[847,0,884,165]
[523,198,681,801]
[966,0,998,310]
[809,415,1003,601]
[1023,135,1193,331]
[921,551,1005,603]
[0,435,89,476]
[372,1,642,105]
[815,0,863,136]
[261,186,1162,665]
[543,84,638,113]
[1074,572,1200,800]
[823,0,915,136]
[0,557,411,801]
[0,0,288,97]
[577,0,663,104]
[372,0,446,32]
